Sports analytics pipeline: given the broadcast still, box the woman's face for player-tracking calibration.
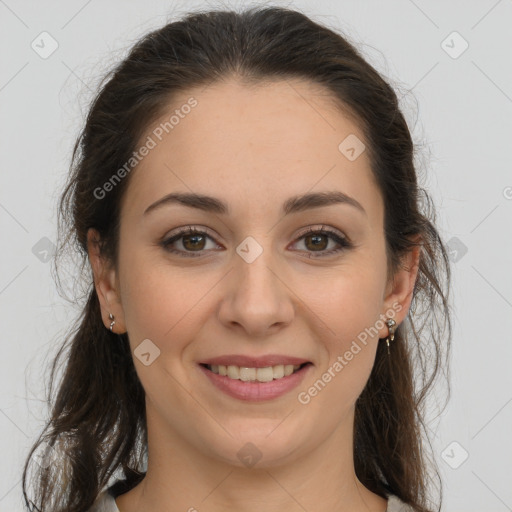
[91,78,415,468]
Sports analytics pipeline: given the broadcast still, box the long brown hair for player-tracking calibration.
[22,6,452,511]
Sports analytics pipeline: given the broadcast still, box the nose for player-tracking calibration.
[217,241,295,338]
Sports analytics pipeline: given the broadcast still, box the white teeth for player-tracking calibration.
[208,364,302,382]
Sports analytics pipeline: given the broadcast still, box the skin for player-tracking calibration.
[88,78,420,512]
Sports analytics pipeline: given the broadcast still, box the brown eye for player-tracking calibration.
[182,233,207,251]
[161,227,219,257]
[161,225,353,259]
[292,226,353,258]
[303,233,329,251]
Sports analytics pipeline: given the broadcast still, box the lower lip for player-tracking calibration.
[198,363,312,402]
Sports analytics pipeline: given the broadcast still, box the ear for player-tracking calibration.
[87,228,126,334]
[378,237,421,338]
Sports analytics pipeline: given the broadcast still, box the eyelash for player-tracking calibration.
[160,225,353,259]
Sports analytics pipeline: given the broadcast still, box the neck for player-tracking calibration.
[114,403,388,512]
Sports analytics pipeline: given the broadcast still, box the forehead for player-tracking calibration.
[122,78,382,223]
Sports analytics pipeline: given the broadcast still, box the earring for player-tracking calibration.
[385,318,396,355]
[109,313,116,332]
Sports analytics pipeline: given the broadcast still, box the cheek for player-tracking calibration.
[300,264,386,396]
[118,244,219,356]
[305,261,386,341]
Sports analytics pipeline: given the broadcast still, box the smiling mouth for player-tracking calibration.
[200,362,311,383]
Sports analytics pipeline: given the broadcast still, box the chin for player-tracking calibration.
[206,427,308,469]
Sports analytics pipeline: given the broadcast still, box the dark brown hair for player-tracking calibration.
[23,6,452,511]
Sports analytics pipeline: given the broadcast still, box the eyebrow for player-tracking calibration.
[143,190,366,217]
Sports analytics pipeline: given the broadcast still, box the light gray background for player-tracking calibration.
[1,0,511,510]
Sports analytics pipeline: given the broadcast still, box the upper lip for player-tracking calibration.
[199,354,311,368]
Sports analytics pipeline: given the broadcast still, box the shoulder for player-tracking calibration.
[386,494,419,512]
[87,488,119,512]
[87,488,416,512]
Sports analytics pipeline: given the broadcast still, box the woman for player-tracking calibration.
[22,6,452,512]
